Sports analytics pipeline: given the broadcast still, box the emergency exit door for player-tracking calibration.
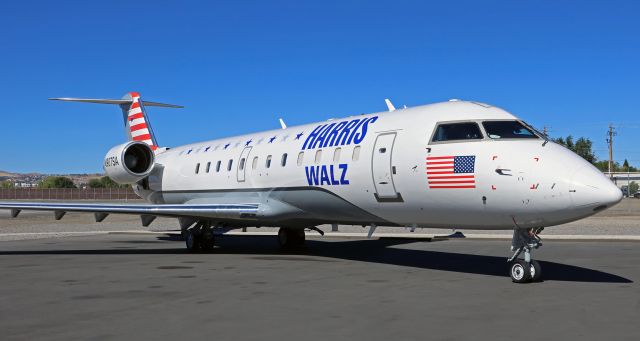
[371,133,401,201]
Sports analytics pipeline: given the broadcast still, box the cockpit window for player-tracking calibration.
[482,121,538,139]
[432,122,483,142]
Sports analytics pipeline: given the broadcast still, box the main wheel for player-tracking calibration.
[278,228,306,249]
[200,231,215,252]
[185,230,201,253]
[510,260,532,283]
[292,229,305,246]
[529,259,542,282]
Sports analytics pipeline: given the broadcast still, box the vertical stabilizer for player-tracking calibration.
[120,92,159,151]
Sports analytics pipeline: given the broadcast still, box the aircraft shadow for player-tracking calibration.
[0,234,632,284]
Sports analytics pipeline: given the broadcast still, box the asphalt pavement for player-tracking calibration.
[1,233,639,340]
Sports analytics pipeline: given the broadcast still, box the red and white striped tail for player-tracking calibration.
[125,92,158,151]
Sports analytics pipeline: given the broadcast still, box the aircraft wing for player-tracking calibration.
[0,202,260,225]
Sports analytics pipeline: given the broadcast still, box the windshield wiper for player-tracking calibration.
[521,121,549,147]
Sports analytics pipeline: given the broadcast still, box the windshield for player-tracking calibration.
[432,122,483,142]
[482,121,538,139]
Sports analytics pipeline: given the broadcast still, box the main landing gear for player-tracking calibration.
[185,221,215,253]
[277,228,306,250]
[508,227,544,283]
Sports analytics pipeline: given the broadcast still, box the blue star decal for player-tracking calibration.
[245,139,252,146]
[224,143,230,149]
[269,136,277,143]
[295,132,304,140]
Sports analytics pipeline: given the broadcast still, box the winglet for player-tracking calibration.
[279,118,287,129]
[385,99,396,112]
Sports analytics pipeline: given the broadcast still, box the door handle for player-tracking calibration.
[495,168,512,176]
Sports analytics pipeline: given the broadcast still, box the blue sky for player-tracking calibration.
[0,0,638,173]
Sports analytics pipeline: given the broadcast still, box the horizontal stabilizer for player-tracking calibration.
[49,97,183,108]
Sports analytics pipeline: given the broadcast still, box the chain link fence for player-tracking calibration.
[0,188,140,201]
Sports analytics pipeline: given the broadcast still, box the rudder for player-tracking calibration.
[120,92,158,151]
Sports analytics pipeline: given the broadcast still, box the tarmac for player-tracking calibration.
[1,233,639,340]
[1,199,640,340]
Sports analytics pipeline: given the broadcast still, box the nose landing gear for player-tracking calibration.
[508,227,543,283]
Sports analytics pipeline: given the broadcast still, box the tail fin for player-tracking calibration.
[49,92,182,151]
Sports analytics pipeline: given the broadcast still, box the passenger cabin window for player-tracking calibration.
[195,163,200,174]
[227,159,233,171]
[432,122,483,142]
[333,148,341,162]
[266,155,272,168]
[239,158,246,170]
[206,162,211,173]
[281,153,288,167]
[216,160,221,172]
[252,156,258,169]
[482,121,538,139]
[297,152,304,166]
[352,146,361,161]
[314,150,322,164]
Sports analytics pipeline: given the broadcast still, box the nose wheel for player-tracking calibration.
[508,227,543,283]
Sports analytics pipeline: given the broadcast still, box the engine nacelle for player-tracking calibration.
[103,141,155,184]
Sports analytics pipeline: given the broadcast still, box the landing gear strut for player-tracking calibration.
[508,227,543,283]
[277,228,305,249]
[185,221,215,253]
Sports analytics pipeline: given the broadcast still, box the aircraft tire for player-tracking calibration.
[185,230,201,253]
[278,228,291,249]
[529,260,542,282]
[278,228,305,249]
[509,260,532,283]
[200,232,215,252]
[292,229,305,246]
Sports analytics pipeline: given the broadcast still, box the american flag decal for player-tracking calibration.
[426,155,476,189]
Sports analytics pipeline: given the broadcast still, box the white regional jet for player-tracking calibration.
[0,92,622,283]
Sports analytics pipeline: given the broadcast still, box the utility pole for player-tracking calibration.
[606,123,616,177]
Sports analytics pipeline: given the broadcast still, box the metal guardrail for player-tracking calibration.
[0,188,139,201]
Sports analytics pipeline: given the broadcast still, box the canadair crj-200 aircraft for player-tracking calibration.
[0,92,622,283]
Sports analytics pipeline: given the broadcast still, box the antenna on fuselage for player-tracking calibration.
[279,118,287,129]
[384,99,396,112]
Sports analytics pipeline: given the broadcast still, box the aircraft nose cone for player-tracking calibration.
[569,165,623,209]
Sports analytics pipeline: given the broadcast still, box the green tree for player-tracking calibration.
[573,137,596,164]
[101,176,127,188]
[622,159,638,172]
[565,135,574,150]
[88,178,104,188]
[555,135,595,164]
[88,176,127,189]
[38,176,77,189]
[0,180,14,189]
[593,161,608,172]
